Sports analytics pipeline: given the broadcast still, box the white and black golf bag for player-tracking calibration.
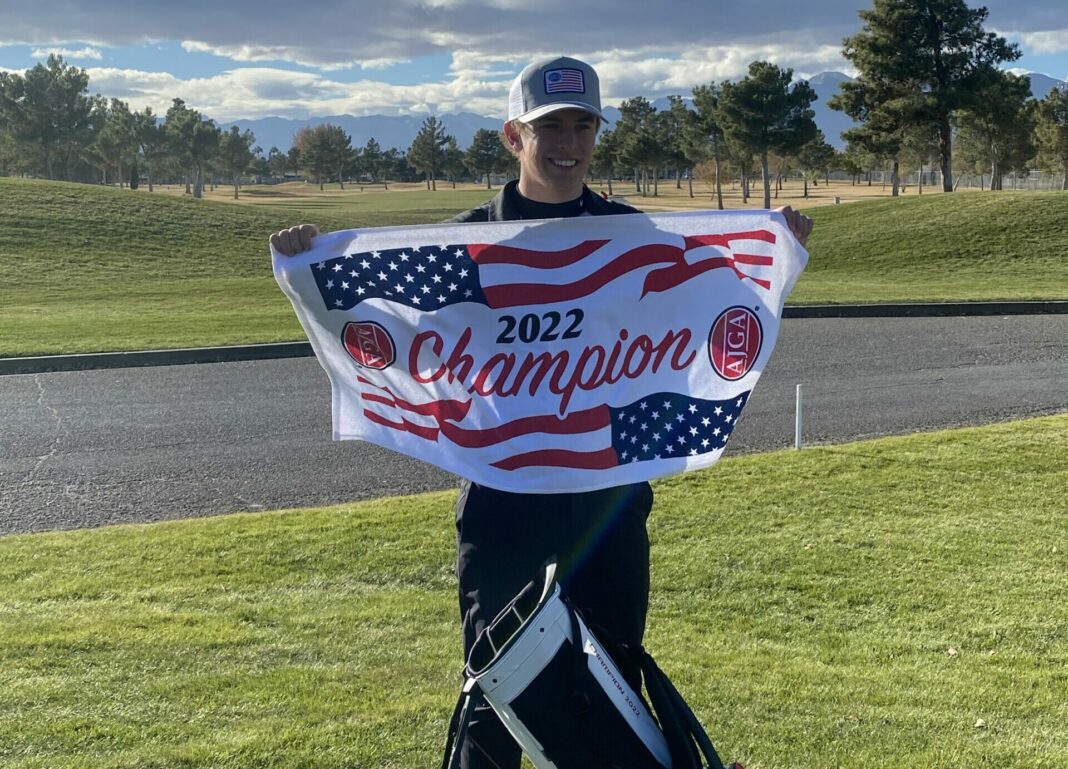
[441,561,742,769]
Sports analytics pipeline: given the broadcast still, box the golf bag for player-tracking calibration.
[441,561,742,769]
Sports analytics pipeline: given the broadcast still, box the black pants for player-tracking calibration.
[454,480,654,769]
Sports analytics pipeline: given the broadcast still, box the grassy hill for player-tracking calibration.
[797,191,1068,304]
[0,178,493,357]
[0,178,1065,356]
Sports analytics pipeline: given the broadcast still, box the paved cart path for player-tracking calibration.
[2,315,1066,535]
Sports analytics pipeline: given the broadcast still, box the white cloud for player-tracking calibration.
[1015,29,1068,54]
[81,40,854,123]
[589,43,851,102]
[84,64,508,121]
[359,58,411,71]
[0,1,869,69]
[179,40,411,72]
[29,46,103,60]
[0,0,1050,121]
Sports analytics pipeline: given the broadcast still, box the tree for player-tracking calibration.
[0,56,100,180]
[407,116,450,190]
[900,122,940,192]
[286,145,302,179]
[953,71,1033,190]
[691,82,728,208]
[796,130,837,197]
[0,121,23,176]
[360,138,384,183]
[251,154,270,183]
[832,62,915,197]
[321,125,352,189]
[615,97,657,193]
[218,125,257,199]
[293,124,335,190]
[1034,86,1068,190]
[465,128,509,189]
[840,141,875,185]
[610,96,657,196]
[662,96,694,192]
[380,147,403,188]
[591,127,622,195]
[133,107,166,191]
[767,150,791,197]
[0,72,29,176]
[91,98,137,186]
[266,146,289,178]
[442,136,466,188]
[165,99,219,198]
[737,151,757,203]
[719,60,818,208]
[838,0,1020,193]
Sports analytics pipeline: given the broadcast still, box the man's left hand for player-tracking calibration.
[773,206,813,247]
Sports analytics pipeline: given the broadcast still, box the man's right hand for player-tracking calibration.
[270,224,320,256]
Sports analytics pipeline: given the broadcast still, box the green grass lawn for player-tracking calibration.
[1,415,1066,768]
[796,191,1068,304]
[0,179,493,357]
[1,178,1066,356]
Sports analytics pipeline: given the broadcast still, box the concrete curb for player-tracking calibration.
[3,301,1066,376]
[781,300,1068,318]
[0,342,315,376]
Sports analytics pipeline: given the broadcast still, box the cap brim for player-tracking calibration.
[514,102,609,124]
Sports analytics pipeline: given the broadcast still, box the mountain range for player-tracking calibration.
[224,71,1066,154]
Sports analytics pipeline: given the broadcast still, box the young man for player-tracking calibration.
[271,55,812,769]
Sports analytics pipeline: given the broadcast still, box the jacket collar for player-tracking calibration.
[493,179,609,221]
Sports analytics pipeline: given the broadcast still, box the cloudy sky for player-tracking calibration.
[1,0,1065,122]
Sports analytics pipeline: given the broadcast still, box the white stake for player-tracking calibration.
[795,384,804,450]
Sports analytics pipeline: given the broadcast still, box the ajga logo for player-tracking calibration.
[708,306,762,381]
[342,321,395,370]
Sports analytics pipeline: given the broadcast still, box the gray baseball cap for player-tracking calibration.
[507,56,609,124]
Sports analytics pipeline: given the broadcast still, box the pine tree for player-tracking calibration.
[837,0,1020,192]
[465,128,508,189]
[719,61,817,209]
[591,128,621,195]
[92,98,137,187]
[691,82,728,208]
[615,97,656,194]
[953,70,1033,190]
[293,125,335,191]
[0,56,98,180]
[165,99,219,198]
[796,130,837,197]
[1034,86,1068,190]
[407,116,450,191]
[442,137,466,188]
[133,107,165,191]
[361,138,384,183]
[219,126,258,199]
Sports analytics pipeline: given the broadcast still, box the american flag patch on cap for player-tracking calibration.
[544,68,585,94]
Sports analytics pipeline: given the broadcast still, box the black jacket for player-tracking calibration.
[450,178,656,727]
[448,179,640,222]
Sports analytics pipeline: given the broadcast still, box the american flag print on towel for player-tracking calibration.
[273,209,807,494]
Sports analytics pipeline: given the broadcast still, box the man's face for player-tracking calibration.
[508,109,599,203]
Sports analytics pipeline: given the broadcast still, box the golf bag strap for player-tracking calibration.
[441,677,483,769]
[638,651,730,769]
[660,669,732,769]
[565,600,594,714]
